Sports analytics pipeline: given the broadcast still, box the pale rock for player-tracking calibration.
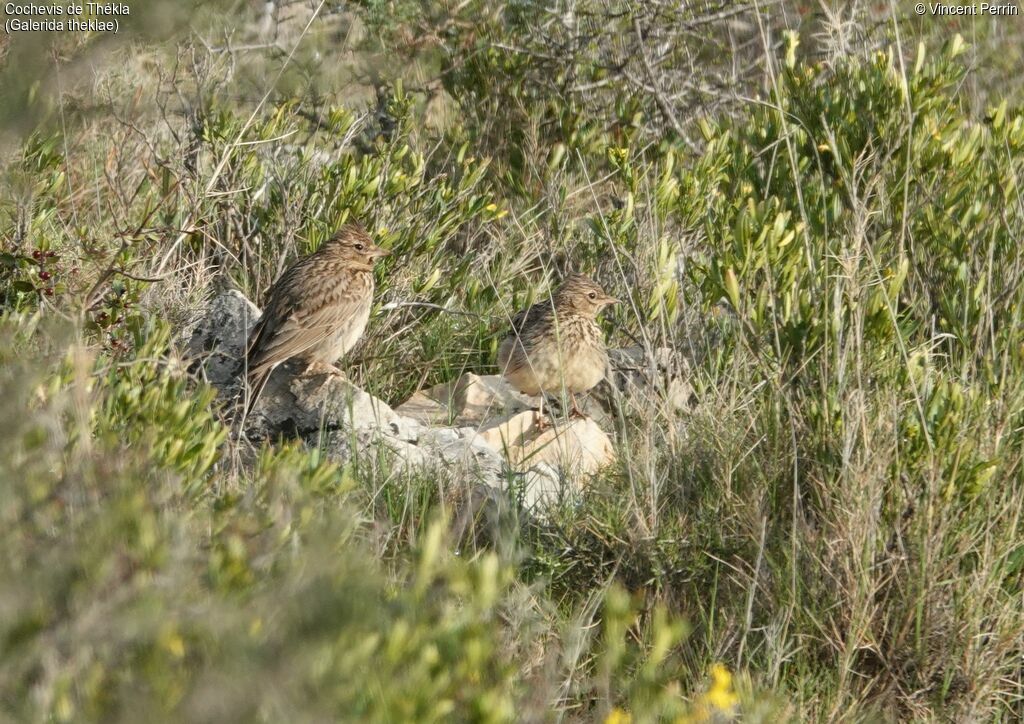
[416,425,462,448]
[451,373,541,422]
[519,462,568,511]
[472,411,615,476]
[438,438,508,485]
[393,388,450,426]
[395,373,541,425]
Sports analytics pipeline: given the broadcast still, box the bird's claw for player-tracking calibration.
[304,360,345,378]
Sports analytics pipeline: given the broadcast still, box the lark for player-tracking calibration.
[497,273,618,424]
[242,223,389,415]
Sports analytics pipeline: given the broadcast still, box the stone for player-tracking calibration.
[472,410,615,477]
[242,366,421,442]
[593,345,696,418]
[434,436,508,484]
[393,389,450,426]
[519,462,567,511]
[183,289,260,388]
[451,373,541,422]
[395,372,541,425]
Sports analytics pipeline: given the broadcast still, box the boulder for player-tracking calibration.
[247,367,421,442]
[183,289,260,388]
[395,372,541,425]
[520,463,565,511]
[473,411,615,472]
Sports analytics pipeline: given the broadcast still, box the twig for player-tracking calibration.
[154,0,327,276]
[631,15,685,138]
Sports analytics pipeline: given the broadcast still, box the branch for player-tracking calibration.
[632,15,685,138]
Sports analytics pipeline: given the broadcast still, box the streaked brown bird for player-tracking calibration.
[497,273,618,424]
[242,223,389,415]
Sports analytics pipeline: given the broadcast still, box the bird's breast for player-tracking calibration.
[502,316,607,394]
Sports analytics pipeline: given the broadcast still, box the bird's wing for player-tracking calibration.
[506,299,552,336]
[245,262,306,366]
[245,256,353,375]
[497,300,554,373]
[246,303,343,375]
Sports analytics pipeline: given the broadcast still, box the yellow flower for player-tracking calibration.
[606,146,629,164]
[710,663,731,688]
[484,202,508,219]
[160,628,186,659]
[705,664,738,712]
[604,707,632,724]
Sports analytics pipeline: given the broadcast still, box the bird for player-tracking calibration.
[241,223,389,417]
[497,273,618,425]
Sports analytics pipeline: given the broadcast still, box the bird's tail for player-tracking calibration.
[233,364,274,434]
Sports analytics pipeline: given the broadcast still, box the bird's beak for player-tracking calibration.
[370,245,391,259]
[603,294,620,306]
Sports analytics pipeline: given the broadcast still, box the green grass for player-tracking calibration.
[2,1,1023,721]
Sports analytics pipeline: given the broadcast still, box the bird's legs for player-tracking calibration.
[304,359,345,378]
[533,395,551,432]
[568,392,587,419]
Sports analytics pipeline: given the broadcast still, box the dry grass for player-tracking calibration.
[1,1,1023,721]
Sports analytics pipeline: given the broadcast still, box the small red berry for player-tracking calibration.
[44,288,54,296]
[39,271,52,281]
[32,250,42,259]
[45,251,57,258]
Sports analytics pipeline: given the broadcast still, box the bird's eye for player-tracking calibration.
[354,243,364,251]
[588,291,597,300]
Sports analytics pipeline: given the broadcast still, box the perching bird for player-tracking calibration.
[497,273,618,424]
[242,223,389,416]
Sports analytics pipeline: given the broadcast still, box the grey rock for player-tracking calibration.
[416,425,464,448]
[593,345,696,418]
[434,436,508,484]
[243,366,421,441]
[316,428,432,469]
[184,290,260,388]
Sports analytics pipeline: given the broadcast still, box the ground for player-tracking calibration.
[1,1,1024,721]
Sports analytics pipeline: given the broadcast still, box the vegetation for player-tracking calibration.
[2,1,1023,721]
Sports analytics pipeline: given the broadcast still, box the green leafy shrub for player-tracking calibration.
[692,38,1022,369]
[3,4,1024,720]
